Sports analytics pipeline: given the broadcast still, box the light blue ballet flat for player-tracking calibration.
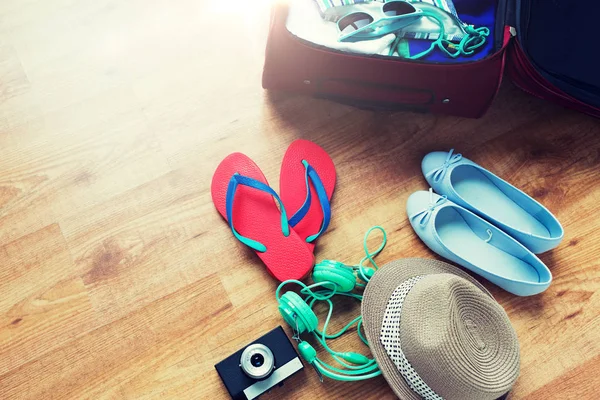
[422,149,564,254]
[406,189,552,296]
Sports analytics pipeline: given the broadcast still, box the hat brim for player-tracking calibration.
[361,258,492,400]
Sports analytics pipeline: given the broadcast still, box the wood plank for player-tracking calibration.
[0,224,76,314]
[58,167,224,324]
[0,91,170,245]
[0,224,96,375]
[0,274,231,400]
[522,355,600,400]
[68,193,220,325]
[0,43,30,106]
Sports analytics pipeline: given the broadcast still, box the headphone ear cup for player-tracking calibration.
[312,262,357,292]
[278,292,318,334]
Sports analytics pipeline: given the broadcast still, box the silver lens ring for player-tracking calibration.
[240,344,275,380]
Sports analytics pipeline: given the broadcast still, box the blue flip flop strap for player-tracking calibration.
[226,174,289,253]
[288,160,331,243]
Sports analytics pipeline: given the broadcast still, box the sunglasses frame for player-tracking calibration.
[337,1,423,42]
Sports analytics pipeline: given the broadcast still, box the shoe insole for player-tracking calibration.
[452,166,550,237]
[436,208,540,283]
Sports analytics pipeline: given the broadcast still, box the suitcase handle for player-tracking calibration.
[315,78,434,110]
[315,94,431,112]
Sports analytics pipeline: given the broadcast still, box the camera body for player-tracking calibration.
[215,326,304,400]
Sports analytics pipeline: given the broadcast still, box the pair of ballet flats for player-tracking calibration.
[407,149,563,296]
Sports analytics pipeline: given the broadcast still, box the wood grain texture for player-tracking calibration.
[0,0,599,399]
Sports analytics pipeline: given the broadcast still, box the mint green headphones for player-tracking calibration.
[275,226,386,381]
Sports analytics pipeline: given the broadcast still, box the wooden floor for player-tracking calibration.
[0,0,599,399]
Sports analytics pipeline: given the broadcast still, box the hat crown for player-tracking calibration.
[399,274,520,400]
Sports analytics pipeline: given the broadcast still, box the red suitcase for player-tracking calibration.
[262,0,600,119]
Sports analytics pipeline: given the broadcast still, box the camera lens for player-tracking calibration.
[251,353,264,367]
[240,344,275,380]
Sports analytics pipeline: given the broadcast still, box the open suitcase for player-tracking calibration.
[262,0,600,119]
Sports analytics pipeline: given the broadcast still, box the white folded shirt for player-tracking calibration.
[285,0,396,56]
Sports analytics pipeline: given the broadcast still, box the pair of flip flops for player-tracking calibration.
[211,140,336,281]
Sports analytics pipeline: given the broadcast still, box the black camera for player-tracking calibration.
[215,326,304,400]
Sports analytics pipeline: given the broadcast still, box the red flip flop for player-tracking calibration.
[280,140,336,252]
[211,153,314,281]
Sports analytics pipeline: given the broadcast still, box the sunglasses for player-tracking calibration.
[337,1,423,42]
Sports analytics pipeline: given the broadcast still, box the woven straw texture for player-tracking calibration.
[362,258,520,400]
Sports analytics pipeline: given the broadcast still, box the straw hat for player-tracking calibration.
[362,258,520,400]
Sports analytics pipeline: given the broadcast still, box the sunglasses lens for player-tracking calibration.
[338,12,374,35]
[382,1,416,16]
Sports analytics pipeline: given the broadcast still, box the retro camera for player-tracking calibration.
[215,326,304,400]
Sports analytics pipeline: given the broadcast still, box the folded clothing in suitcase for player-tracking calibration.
[287,0,497,63]
[262,0,600,118]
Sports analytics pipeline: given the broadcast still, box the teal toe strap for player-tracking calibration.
[288,160,331,243]
[226,173,289,252]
